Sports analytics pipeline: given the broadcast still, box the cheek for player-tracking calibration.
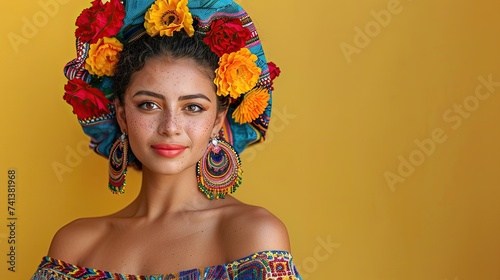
[186,115,217,151]
[125,109,157,134]
[124,110,157,155]
[187,114,217,136]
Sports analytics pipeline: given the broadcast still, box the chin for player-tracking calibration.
[142,160,198,176]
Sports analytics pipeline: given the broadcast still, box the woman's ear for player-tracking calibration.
[114,98,127,133]
[212,109,228,136]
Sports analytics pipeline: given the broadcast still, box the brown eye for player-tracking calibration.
[185,104,204,112]
[139,102,159,110]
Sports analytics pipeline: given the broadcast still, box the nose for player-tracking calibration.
[158,108,181,136]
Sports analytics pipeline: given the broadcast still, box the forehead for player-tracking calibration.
[126,57,216,98]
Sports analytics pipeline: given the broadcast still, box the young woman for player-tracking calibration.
[32,0,301,279]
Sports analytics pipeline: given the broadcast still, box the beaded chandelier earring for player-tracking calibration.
[197,137,242,199]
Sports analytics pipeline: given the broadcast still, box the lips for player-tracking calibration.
[151,143,187,158]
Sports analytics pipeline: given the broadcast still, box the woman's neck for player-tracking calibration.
[124,165,215,220]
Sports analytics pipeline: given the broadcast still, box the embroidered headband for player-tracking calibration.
[63,0,281,166]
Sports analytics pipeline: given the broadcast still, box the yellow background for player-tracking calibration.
[1,0,500,279]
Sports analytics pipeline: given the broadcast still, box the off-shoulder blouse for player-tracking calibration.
[31,250,302,279]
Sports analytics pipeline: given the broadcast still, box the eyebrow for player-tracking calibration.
[132,91,211,102]
[133,90,164,100]
[178,94,212,102]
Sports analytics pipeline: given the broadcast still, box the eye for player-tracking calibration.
[185,104,205,113]
[139,102,160,110]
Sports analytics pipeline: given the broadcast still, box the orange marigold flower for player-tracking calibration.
[85,37,123,76]
[214,48,261,99]
[144,0,194,37]
[232,88,270,124]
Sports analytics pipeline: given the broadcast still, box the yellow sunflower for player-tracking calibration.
[144,0,194,37]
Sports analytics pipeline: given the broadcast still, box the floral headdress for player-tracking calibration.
[63,0,281,165]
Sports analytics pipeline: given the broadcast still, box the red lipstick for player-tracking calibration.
[151,143,187,158]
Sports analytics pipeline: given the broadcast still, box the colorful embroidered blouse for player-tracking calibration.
[31,250,302,280]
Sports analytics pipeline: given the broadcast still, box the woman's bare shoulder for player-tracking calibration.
[48,217,109,264]
[219,197,291,260]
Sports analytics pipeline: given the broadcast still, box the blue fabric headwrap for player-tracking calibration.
[65,0,274,165]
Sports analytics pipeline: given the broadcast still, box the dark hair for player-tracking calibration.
[113,31,230,113]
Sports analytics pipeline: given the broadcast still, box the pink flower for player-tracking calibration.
[267,61,281,91]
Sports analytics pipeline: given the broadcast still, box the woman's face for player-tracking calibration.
[116,57,224,175]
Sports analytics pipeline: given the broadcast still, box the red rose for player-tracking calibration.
[267,61,281,91]
[75,0,125,43]
[63,78,112,120]
[203,18,251,57]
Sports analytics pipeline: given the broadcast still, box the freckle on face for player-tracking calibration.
[120,58,221,175]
